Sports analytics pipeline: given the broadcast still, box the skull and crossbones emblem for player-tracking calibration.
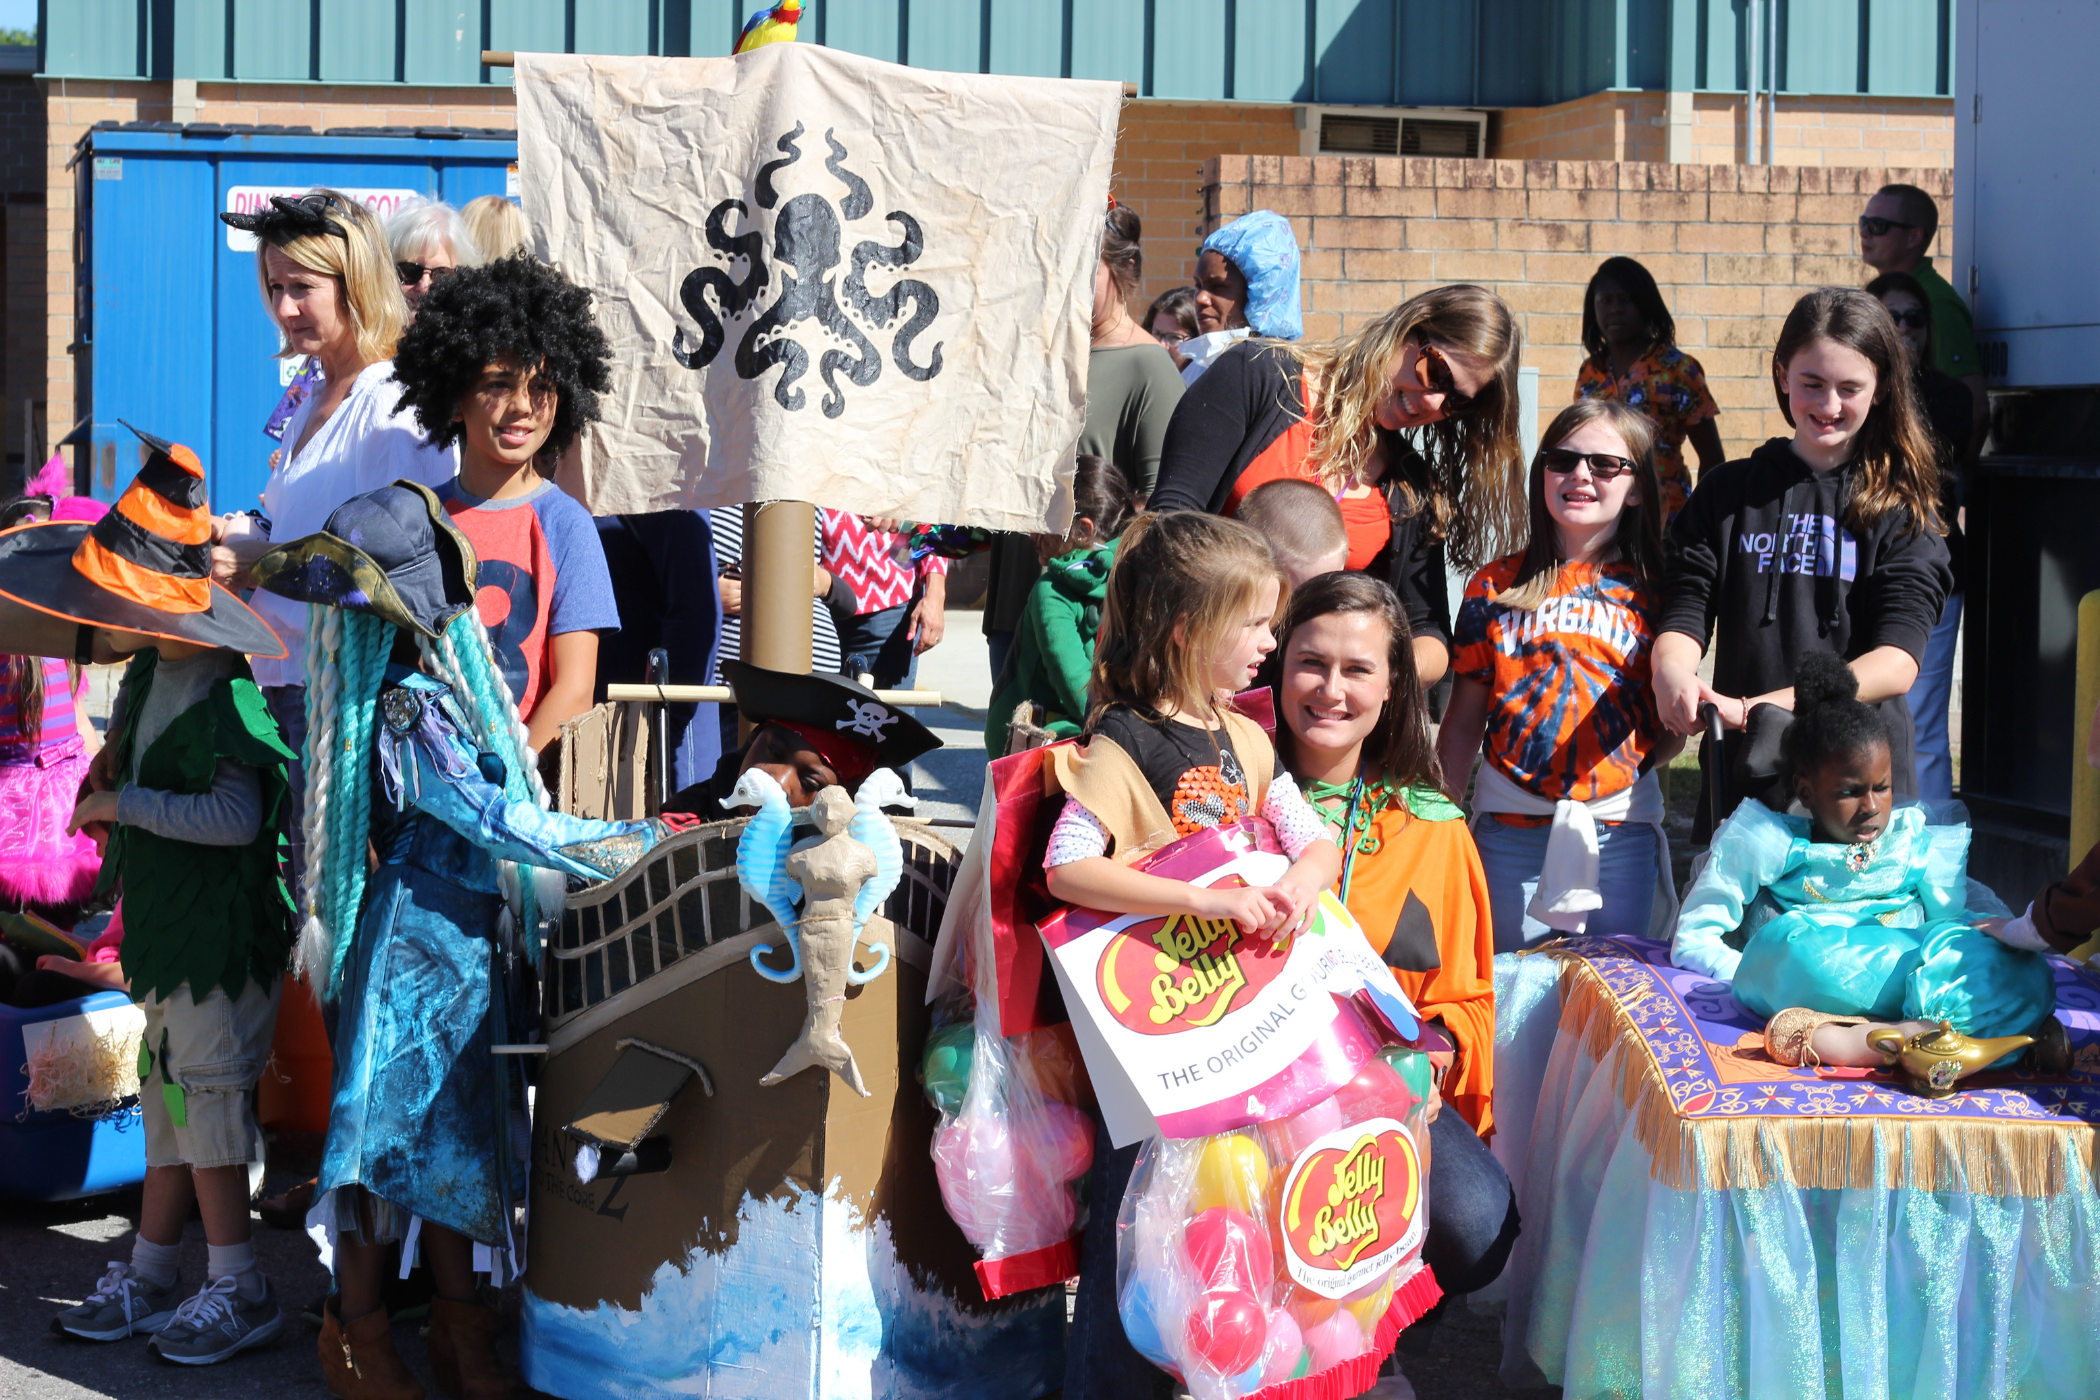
[835,700,898,742]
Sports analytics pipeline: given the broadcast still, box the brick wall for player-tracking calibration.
[1204,154,1954,445]
[1110,100,1302,313]
[1496,89,1954,169]
[2,71,43,489]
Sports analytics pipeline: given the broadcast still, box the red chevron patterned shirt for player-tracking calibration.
[818,510,949,615]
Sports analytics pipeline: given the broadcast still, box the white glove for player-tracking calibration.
[1987,903,2053,952]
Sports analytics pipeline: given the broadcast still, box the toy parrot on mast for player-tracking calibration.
[734,0,805,53]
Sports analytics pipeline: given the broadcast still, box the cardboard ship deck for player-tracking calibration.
[521,817,1064,1400]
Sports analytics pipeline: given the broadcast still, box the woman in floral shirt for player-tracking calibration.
[1573,256,1724,522]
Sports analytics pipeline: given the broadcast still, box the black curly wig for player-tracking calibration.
[390,253,612,459]
[1781,652,1892,781]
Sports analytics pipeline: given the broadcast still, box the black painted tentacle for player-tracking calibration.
[671,199,768,369]
[754,121,806,209]
[824,129,873,221]
[737,301,810,411]
[888,284,944,381]
[817,318,882,419]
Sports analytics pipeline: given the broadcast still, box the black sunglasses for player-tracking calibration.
[397,260,457,287]
[1884,307,1929,330]
[1858,216,1916,236]
[1539,447,1639,481]
[1411,342,1477,416]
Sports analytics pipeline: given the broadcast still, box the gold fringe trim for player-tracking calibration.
[1545,951,2096,1199]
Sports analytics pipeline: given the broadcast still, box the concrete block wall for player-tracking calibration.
[1203,154,1954,446]
[1497,89,1955,169]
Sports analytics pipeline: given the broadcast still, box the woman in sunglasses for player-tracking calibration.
[387,199,481,315]
[1868,270,1972,804]
[1436,399,1678,950]
[1151,284,1526,684]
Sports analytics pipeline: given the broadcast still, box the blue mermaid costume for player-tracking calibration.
[320,668,659,1268]
[1671,799,2055,1040]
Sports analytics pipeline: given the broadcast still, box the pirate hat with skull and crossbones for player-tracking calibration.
[722,660,942,777]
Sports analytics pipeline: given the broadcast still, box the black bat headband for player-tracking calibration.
[219,192,352,243]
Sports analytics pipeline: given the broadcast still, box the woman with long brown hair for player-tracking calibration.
[1271,571,1518,1380]
[1654,286,1951,832]
[1150,284,1527,684]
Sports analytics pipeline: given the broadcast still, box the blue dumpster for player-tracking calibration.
[77,124,517,513]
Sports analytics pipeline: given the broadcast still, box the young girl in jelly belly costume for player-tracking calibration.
[1040,511,1343,1399]
[1671,653,2064,1076]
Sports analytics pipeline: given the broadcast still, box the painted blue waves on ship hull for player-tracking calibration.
[520,1184,1065,1400]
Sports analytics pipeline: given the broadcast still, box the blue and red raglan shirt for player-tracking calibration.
[437,478,620,721]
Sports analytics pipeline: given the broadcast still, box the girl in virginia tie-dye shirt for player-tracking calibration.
[1437,400,1678,951]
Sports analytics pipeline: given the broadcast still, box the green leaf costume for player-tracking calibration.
[96,649,298,1002]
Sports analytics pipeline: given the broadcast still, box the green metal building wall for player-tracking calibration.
[39,0,1953,105]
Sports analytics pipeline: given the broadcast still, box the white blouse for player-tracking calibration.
[249,361,456,688]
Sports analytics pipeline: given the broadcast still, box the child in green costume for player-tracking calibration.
[0,427,299,1366]
[985,455,1135,757]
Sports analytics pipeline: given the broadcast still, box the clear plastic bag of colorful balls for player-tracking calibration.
[920,999,1096,1268]
[1115,1043,1439,1400]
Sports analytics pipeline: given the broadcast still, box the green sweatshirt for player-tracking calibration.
[985,537,1119,757]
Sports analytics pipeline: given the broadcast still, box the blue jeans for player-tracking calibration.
[1474,815,1659,954]
[1912,590,1962,803]
[838,603,920,691]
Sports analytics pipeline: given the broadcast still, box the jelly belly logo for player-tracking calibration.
[1095,905,1290,1036]
[1279,1119,1424,1297]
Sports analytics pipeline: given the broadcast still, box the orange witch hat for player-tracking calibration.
[0,423,285,658]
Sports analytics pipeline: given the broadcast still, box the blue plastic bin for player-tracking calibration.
[0,991,148,1201]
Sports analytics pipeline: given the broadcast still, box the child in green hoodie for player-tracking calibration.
[985,456,1136,756]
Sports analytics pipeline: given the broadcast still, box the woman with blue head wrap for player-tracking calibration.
[1182,210,1304,384]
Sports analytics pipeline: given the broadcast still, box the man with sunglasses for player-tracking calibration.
[1860,184,1984,447]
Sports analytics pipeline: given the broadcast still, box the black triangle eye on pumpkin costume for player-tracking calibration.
[0,423,285,659]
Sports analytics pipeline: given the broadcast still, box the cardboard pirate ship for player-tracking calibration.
[508,41,1122,1400]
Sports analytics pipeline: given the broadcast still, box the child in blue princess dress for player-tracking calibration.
[1671,653,2064,1078]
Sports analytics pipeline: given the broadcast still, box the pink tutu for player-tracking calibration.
[0,743,102,914]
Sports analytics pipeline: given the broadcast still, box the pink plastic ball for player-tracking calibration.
[1185,1288,1267,1377]
[1302,1305,1366,1373]
[1182,1207,1273,1295]
[1257,1308,1307,1387]
[1037,1098,1095,1185]
[1333,1055,1418,1127]
[931,1115,1017,1241]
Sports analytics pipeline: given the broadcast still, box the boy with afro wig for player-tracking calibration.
[389,252,620,756]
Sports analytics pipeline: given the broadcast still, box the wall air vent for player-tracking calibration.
[1297,106,1488,161]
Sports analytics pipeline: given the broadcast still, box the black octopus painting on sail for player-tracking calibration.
[671,121,946,418]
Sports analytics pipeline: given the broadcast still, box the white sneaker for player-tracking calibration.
[51,1262,183,1340]
[145,1274,285,1365]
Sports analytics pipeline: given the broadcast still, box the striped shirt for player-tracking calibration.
[707,508,843,682]
[0,657,83,764]
[817,510,948,615]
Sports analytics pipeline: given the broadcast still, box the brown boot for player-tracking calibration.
[425,1297,514,1400]
[319,1300,425,1400]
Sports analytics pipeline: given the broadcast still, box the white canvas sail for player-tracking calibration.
[516,45,1121,532]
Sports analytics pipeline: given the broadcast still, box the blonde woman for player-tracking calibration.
[1150,284,1527,684]
[211,189,455,945]
[386,199,480,313]
[461,194,528,261]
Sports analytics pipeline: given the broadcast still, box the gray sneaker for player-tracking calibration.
[146,1274,284,1365]
[52,1261,184,1341]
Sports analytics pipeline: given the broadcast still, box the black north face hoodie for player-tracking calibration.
[1661,438,1952,826]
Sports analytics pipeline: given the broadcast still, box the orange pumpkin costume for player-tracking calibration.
[1316,781,1498,1136]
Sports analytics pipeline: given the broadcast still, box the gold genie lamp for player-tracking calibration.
[1866,1020,2036,1097]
